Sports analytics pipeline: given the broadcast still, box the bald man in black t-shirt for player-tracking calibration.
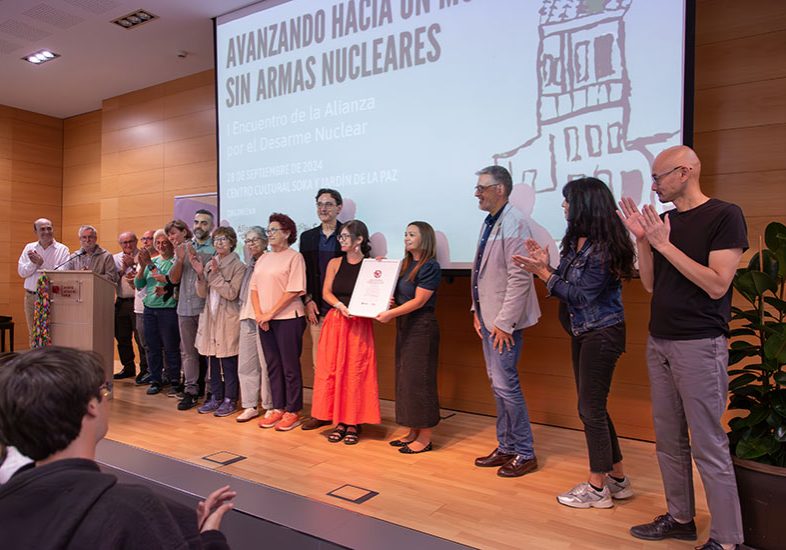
[618,145,746,550]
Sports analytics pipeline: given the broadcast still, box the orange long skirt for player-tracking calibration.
[310,308,381,424]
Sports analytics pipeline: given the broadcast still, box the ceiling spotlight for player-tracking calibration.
[23,49,60,65]
[112,9,158,29]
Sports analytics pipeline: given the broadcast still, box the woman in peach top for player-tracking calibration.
[250,213,307,432]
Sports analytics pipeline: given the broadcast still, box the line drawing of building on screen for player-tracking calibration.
[495,0,680,231]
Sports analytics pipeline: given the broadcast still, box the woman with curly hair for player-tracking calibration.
[250,213,307,431]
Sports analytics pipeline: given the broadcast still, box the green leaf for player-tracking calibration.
[739,406,770,428]
[747,250,780,281]
[729,373,757,390]
[764,332,786,364]
[764,221,786,254]
[729,395,755,411]
[773,391,786,418]
[736,436,779,460]
[729,348,759,365]
[729,327,757,338]
[774,371,786,385]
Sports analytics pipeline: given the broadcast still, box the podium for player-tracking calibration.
[43,270,116,384]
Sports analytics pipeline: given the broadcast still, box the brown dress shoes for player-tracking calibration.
[474,448,517,468]
[497,454,538,478]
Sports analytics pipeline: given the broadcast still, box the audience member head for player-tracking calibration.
[475,165,513,214]
[0,347,108,463]
[140,229,156,254]
[561,177,635,279]
[339,219,371,258]
[154,229,174,258]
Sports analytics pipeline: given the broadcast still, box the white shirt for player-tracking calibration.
[0,447,32,484]
[17,240,71,292]
[113,250,138,299]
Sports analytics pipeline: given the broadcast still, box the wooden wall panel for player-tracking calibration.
[0,107,63,351]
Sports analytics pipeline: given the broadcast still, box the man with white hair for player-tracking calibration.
[63,225,118,284]
[17,218,70,347]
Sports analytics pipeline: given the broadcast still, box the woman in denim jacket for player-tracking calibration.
[514,177,635,510]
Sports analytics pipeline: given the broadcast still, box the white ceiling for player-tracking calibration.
[0,0,257,118]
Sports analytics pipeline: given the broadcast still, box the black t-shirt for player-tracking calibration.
[395,258,441,310]
[332,257,362,307]
[650,198,748,340]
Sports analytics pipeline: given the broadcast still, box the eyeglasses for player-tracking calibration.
[267,228,281,234]
[316,201,337,209]
[474,182,502,193]
[245,237,264,244]
[119,240,136,245]
[213,237,228,244]
[98,381,110,398]
[651,166,686,183]
[140,236,153,241]
[338,233,353,241]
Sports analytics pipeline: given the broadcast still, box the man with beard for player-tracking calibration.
[63,225,118,284]
[168,211,216,408]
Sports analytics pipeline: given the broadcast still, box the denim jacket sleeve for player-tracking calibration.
[545,247,614,307]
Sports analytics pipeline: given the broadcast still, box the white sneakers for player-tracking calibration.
[557,477,634,509]
[235,407,259,423]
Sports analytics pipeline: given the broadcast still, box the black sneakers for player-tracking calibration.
[630,513,697,541]
[177,393,198,411]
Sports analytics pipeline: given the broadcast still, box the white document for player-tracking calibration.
[347,259,402,318]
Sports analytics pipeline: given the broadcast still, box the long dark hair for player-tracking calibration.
[561,177,635,280]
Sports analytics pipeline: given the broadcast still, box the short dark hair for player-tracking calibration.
[0,347,106,461]
[476,165,513,197]
[165,219,193,239]
[194,209,214,220]
[315,188,343,206]
[212,225,238,251]
[269,213,298,245]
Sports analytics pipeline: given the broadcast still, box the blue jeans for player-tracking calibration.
[143,307,181,385]
[481,325,535,458]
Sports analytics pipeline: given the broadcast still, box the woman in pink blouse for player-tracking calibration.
[250,213,307,432]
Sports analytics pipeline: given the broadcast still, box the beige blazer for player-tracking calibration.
[471,203,541,334]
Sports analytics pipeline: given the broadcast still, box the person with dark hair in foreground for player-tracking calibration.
[0,346,234,549]
[515,177,636,508]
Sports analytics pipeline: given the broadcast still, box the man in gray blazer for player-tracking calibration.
[471,165,541,478]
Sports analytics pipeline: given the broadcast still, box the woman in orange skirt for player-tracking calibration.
[310,220,380,445]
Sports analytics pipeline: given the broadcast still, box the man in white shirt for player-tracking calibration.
[113,232,146,380]
[17,218,70,347]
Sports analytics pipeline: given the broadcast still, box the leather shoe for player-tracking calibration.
[694,539,738,550]
[475,448,517,468]
[630,513,697,541]
[399,442,433,454]
[113,369,135,380]
[497,455,538,477]
[300,417,331,430]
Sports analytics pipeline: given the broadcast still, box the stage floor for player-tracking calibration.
[107,370,711,549]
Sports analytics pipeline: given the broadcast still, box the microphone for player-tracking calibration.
[53,250,84,270]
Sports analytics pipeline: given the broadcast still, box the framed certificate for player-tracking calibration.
[348,259,402,318]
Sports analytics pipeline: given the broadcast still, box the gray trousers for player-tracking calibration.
[647,335,743,545]
[238,318,272,409]
[179,315,199,394]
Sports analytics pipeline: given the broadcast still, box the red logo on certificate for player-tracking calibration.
[373,270,382,278]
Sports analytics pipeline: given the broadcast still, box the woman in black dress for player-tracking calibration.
[376,221,441,454]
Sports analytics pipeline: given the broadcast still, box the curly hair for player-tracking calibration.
[269,213,297,245]
[560,177,635,280]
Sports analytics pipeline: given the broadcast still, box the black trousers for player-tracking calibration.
[571,321,626,473]
[115,298,142,371]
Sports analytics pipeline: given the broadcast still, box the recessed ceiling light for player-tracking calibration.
[22,49,60,65]
[112,9,158,29]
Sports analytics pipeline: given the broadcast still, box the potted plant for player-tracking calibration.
[727,221,786,549]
